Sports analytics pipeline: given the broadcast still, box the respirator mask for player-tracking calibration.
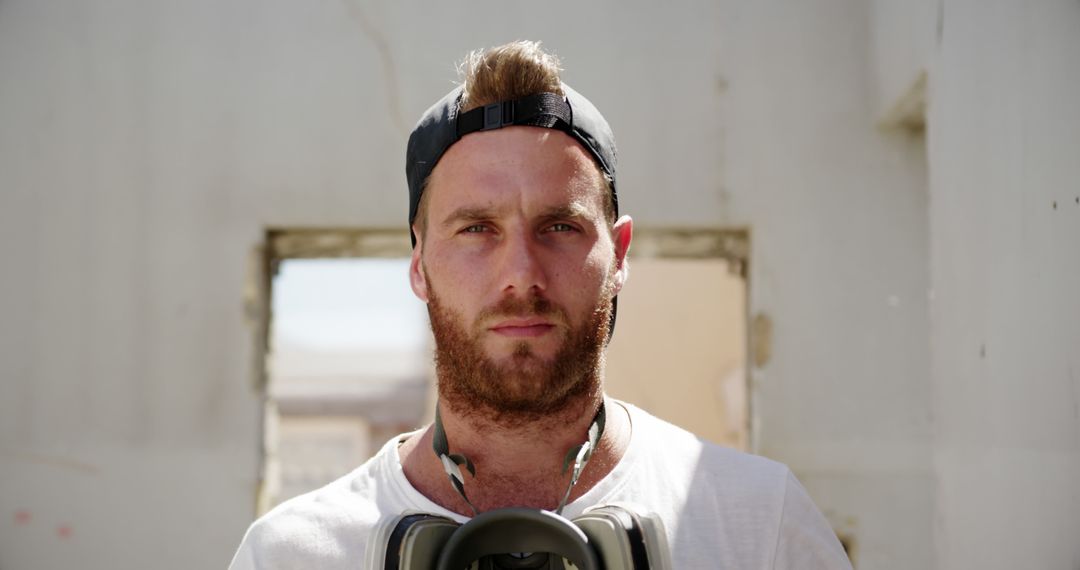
[370,503,670,569]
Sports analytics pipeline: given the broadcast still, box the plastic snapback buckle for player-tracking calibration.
[482,101,514,130]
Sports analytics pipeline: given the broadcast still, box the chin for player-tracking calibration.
[427,285,608,419]
[486,338,560,361]
[488,354,553,380]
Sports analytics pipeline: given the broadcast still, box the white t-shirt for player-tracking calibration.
[230,402,851,569]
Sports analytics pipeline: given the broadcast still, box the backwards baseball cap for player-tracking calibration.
[405,83,619,247]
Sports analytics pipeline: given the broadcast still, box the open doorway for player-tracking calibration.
[605,229,750,451]
[256,229,427,513]
[253,228,750,513]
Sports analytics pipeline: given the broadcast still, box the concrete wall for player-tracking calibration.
[927,1,1080,568]
[718,3,934,566]
[0,0,1075,568]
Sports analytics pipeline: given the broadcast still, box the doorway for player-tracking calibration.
[254,228,750,512]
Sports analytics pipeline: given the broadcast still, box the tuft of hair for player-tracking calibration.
[459,40,564,112]
[413,41,615,243]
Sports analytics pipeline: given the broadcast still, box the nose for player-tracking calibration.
[498,228,548,296]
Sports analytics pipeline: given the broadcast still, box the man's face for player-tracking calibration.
[410,126,632,420]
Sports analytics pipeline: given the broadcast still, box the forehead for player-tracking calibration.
[425,126,607,217]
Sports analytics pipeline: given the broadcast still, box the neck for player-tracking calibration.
[440,388,603,474]
[400,391,630,516]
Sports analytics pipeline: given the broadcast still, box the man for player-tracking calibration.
[230,41,851,569]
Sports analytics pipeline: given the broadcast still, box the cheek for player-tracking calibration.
[424,254,487,309]
[570,248,616,294]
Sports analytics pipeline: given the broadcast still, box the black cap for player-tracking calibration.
[406,83,618,246]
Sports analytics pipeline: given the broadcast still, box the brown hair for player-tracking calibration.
[414,41,614,240]
[459,40,565,111]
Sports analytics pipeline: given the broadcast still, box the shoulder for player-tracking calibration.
[772,471,853,569]
[229,473,381,570]
[616,401,792,533]
[617,404,850,568]
[227,437,406,570]
[623,401,790,492]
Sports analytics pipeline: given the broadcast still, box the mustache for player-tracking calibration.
[477,294,566,323]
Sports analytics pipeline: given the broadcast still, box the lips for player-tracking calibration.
[489,317,557,338]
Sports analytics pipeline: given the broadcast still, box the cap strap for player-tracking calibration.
[455,92,571,138]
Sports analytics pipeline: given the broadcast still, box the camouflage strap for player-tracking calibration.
[433,405,479,515]
[432,402,607,517]
[556,403,605,515]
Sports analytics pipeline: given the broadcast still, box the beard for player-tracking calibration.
[425,279,612,426]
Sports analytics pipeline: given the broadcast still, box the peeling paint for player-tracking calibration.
[340,0,408,136]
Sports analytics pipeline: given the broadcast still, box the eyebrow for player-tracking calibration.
[439,203,592,228]
[440,206,498,228]
[538,203,590,221]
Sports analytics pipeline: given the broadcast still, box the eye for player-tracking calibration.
[546,223,576,233]
[462,224,490,234]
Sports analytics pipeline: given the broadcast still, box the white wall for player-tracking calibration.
[719,3,934,566]
[927,1,1080,568]
[1,0,1075,568]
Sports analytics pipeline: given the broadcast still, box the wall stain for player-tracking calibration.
[1,451,99,474]
[837,532,857,567]
[825,510,858,567]
[751,313,773,368]
[1070,366,1078,423]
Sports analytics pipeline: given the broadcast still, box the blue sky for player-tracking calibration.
[271,258,429,352]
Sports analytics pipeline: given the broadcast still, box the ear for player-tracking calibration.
[409,229,430,303]
[610,215,633,295]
